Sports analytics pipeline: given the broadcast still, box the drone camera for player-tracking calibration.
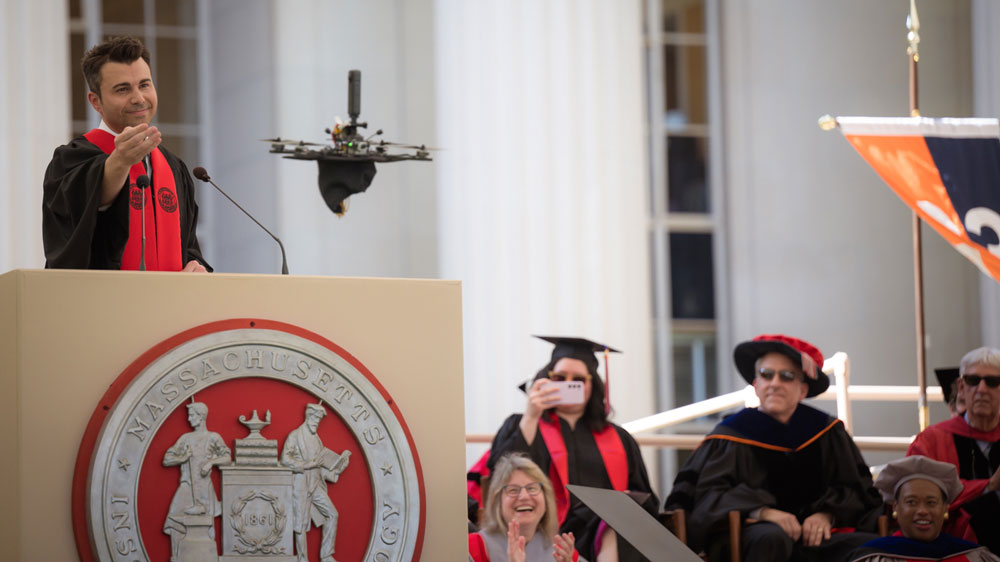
[348,69,361,122]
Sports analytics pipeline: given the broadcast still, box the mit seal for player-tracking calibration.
[74,320,424,562]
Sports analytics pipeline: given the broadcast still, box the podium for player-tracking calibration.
[0,269,466,562]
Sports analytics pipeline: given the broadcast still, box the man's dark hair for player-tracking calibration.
[82,36,151,96]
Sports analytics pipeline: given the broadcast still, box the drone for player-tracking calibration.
[263,70,432,216]
[263,70,433,163]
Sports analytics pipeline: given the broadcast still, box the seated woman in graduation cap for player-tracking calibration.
[469,453,581,562]
[487,336,657,562]
[850,455,1000,562]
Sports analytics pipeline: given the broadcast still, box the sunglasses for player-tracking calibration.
[962,374,1000,388]
[757,368,802,383]
[548,371,592,383]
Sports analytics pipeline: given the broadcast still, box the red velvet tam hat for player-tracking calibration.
[733,334,829,397]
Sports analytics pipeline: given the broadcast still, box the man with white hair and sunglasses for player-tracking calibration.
[908,346,1000,555]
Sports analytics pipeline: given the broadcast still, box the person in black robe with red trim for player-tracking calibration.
[42,36,209,272]
[665,334,882,562]
[487,336,657,562]
[907,347,1000,554]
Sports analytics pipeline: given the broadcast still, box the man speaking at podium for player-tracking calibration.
[42,36,210,272]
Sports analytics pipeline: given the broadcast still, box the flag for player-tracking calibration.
[837,116,1000,283]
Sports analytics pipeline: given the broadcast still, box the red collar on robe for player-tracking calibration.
[537,413,628,524]
[935,415,1000,442]
[908,416,1000,493]
[84,129,183,271]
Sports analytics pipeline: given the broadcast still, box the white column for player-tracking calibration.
[434,0,655,447]
[0,0,69,271]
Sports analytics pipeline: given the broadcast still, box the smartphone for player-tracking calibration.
[545,380,586,406]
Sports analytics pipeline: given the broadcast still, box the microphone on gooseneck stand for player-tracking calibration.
[136,174,150,271]
[191,166,289,275]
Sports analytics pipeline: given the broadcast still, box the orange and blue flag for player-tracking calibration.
[837,116,1000,283]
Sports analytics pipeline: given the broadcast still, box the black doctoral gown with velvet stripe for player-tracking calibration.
[665,404,883,553]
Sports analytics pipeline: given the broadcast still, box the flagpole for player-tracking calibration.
[907,0,929,431]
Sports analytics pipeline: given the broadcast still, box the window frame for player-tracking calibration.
[644,0,731,486]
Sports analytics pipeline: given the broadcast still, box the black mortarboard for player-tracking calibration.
[535,335,621,374]
[317,160,377,215]
[935,367,960,405]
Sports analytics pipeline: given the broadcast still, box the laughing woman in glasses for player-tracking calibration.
[908,347,1000,555]
[470,454,581,562]
[486,336,656,562]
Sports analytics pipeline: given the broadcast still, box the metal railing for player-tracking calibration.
[466,352,932,452]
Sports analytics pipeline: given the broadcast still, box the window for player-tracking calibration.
[68,0,202,165]
[645,0,726,484]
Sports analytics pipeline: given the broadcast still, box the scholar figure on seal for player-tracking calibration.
[282,403,351,562]
[162,401,232,560]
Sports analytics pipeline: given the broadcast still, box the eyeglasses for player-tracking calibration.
[757,368,802,383]
[548,371,592,383]
[962,374,1000,388]
[503,482,543,497]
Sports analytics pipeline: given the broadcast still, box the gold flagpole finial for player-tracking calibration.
[906,0,920,61]
[817,114,838,131]
[906,0,921,117]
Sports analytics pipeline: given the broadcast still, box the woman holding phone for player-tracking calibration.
[487,336,656,562]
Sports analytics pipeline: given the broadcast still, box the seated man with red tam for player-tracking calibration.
[665,334,882,562]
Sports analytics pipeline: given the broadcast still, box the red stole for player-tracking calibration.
[537,413,628,524]
[467,450,491,508]
[468,533,489,562]
[84,129,183,271]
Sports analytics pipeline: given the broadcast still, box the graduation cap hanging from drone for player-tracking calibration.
[264,70,433,215]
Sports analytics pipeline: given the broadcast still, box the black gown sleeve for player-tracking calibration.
[43,137,131,269]
[486,414,553,475]
[665,438,779,551]
[615,425,655,496]
[810,424,883,530]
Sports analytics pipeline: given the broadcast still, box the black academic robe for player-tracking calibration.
[488,413,657,562]
[665,404,883,554]
[42,135,209,270]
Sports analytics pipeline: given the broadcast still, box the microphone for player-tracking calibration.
[192,166,289,274]
[136,174,149,271]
